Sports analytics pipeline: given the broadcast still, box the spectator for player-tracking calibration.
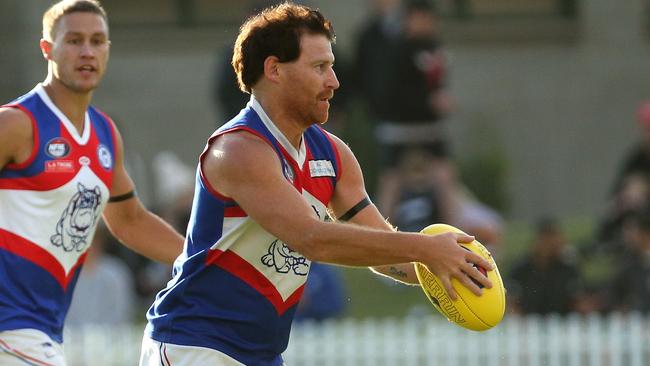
[390,149,503,256]
[507,218,583,315]
[370,0,455,218]
[597,101,650,246]
[353,0,403,116]
[605,208,650,313]
[609,100,650,196]
[598,173,650,249]
[391,147,445,233]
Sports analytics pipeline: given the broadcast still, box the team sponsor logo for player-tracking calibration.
[97,144,112,170]
[45,160,74,173]
[51,182,102,252]
[261,240,309,276]
[308,159,335,177]
[45,137,71,158]
[79,156,91,166]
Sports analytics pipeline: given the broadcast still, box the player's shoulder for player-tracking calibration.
[0,106,35,168]
[0,106,33,137]
[322,131,356,160]
[208,129,278,167]
[216,128,273,150]
[317,129,344,148]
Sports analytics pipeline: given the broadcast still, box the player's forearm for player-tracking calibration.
[371,263,420,285]
[291,221,430,268]
[104,204,184,264]
[120,212,184,264]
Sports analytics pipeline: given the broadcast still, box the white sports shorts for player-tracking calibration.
[0,329,66,366]
[139,335,247,366]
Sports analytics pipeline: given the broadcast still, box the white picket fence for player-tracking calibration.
[64,313,650,366]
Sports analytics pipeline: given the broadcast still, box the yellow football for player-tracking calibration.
[415,223,506,331]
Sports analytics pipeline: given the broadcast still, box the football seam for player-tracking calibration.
[457,288,494,329]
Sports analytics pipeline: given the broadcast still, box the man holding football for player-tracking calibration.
[141,3,493,365]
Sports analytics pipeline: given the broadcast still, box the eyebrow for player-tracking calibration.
[63,31,108,38]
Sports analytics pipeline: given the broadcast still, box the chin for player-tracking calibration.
[73,82,99,94]
[314,115,329,125]
[312,110,329,125]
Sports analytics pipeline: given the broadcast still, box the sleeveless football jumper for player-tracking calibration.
[0,84,115,342]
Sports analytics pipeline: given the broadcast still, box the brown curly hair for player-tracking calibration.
[232,2,335,93]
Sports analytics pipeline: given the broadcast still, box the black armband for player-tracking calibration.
[108,190,136,203]
[338,197,371,222]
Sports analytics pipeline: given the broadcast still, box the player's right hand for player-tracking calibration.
[421,232,493,301]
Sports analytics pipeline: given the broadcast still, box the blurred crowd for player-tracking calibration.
[66,0,650,329]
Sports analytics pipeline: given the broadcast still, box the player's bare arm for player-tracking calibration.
[327,133,493,298]
[205,131,422,265]
[102,123,184,265]
[0,107,34,170]
[206,131,492,298]
[325,134,418,284]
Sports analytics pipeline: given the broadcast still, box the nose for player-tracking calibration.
[79,41,95,58]
[327,68,340,90]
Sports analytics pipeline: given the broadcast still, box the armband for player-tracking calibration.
[338,197,371,222]
[108,190,136,203]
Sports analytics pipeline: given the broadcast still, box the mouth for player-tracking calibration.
[77,65,97,74]
[318,94,333,103]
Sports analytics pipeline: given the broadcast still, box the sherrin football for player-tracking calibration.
[415,223,506,331]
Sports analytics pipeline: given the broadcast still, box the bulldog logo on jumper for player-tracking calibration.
[261,240,309,276]
[51,182,102,252]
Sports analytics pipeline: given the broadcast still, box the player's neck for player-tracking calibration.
[42,78,93,134]
[253,92,304,149]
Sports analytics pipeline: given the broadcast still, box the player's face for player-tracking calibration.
[43,12,110,94]
[281,33,339,126]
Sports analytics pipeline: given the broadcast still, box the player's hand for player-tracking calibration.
[422,232,493,301]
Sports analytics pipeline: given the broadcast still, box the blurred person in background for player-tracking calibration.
[597,101,650,247]
[140,3,492,365]
[391,147,446,233]
[0,1,184,365]
[390,147,503,254]
[506,218,584,315]
[362,0,503,255]
[597,173,649,253]
[609,100,650,197]
[605,208,650,313]
[353,0,403,117]
[371,0,454,218]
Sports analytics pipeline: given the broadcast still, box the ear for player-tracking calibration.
[40,38,53,61]
[263,56,282,84]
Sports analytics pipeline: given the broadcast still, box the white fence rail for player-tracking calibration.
[64,313,650,366]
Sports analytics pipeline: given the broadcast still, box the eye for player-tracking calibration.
[67,38,82,45]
